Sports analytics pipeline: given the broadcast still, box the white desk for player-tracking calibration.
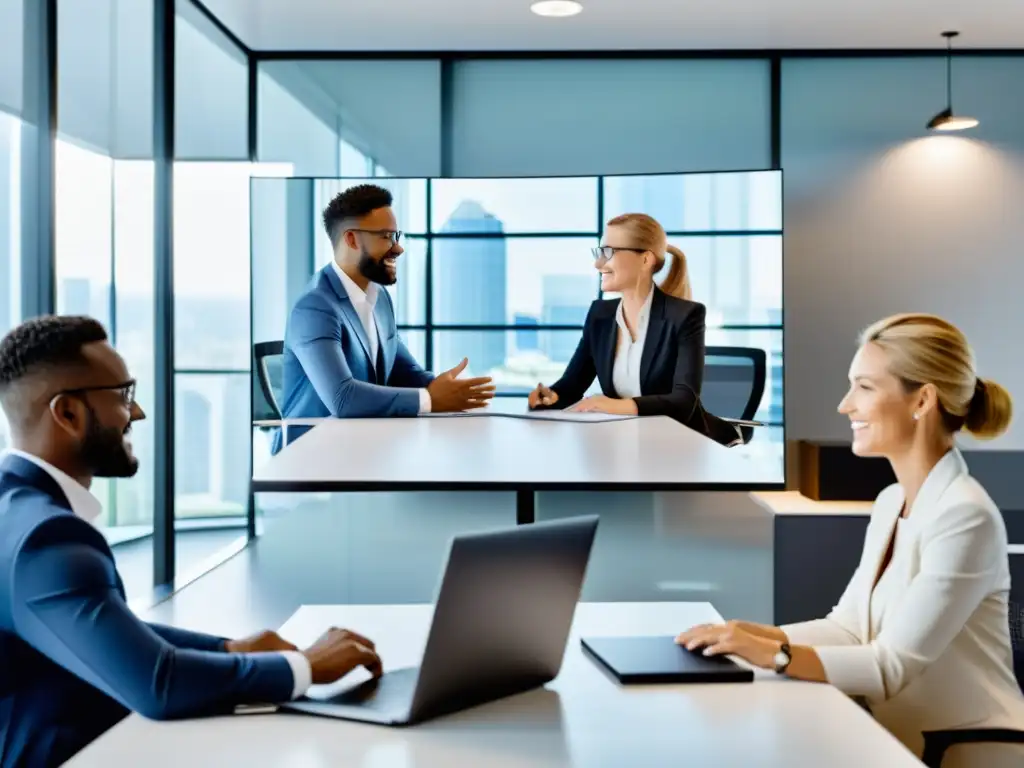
[253,415,782,523]
[68,602,920,768]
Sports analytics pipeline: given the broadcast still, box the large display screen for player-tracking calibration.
[250,170,784,485]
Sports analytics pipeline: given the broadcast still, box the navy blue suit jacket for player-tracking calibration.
[274,267,434,451]
[0,454,295,767]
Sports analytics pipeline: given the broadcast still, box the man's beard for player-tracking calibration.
[81,405,139,479]
[357,247,397,286]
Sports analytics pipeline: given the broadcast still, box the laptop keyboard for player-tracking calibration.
[312,666,420,712]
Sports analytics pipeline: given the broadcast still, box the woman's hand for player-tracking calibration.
[566,395,638,415]
[675,621,782,670]
[722,620,788,643]
[528,383,558,409]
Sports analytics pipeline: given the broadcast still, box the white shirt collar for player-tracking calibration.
[615,285,655,335]
[3,449,103,523]
[331,260,379,307]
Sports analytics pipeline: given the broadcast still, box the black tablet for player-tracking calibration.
[581,635,755,684]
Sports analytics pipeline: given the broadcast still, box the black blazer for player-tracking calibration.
[537,288,739,445]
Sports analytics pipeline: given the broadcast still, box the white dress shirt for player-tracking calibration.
[781,448,1024,765]
[332,261,431,413]
[611,288,654,400]
[2,449,313,701]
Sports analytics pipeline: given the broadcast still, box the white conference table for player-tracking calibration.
[68,602,921,767]
[253,414,781,523]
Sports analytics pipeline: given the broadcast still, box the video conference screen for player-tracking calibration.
[250,171,784,482]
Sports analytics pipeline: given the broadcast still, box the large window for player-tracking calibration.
[308,171,784,432]
[51,0,157,598]
[173,161,292,529]
[53,140,159,537]
[0,110,21,455]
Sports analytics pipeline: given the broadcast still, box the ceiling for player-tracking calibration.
[198,0,1024,52]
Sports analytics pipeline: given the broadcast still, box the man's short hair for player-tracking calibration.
[0,315,108,395]
[322,184,393,248]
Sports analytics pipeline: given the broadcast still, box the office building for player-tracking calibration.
[513,313,539,352]
[432,200,507,375]
[540,274,597,362]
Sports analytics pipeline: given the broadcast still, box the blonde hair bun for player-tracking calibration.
[965,377,1013,439]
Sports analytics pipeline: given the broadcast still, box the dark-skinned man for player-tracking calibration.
[0,315,382,767]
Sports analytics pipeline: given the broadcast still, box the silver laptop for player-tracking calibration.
[280,515,599,725]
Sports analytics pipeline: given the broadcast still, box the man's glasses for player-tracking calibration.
[348,229,403,246]
[51,380,137,409]
[591,246,645,264]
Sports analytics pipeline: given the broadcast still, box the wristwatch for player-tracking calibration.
[773,642,792,674]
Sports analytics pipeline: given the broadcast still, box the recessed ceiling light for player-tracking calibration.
[530,1,583,18]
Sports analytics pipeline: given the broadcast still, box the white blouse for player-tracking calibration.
[610,288,653,399]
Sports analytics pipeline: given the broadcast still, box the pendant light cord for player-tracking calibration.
[946,37,953,110]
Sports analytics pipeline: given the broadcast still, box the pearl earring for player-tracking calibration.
[913,413,920,421]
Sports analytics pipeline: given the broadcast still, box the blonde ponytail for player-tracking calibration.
[604,213,691,299]
[659,244,691,300]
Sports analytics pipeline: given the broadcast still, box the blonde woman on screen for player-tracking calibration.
[677,313,1024,767]
[527,213,738,444]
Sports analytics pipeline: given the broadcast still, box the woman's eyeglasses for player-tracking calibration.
[591,246,645,264]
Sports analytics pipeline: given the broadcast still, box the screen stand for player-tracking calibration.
[516,490,536,525]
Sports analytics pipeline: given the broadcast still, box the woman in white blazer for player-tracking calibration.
[677,313,1024,767]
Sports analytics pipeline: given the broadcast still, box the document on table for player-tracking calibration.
[422,411,636,423]
[517,411,636,423]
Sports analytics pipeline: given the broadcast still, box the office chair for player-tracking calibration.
[701,346,767,445]
[253,341,285,422]
[920,599,1024,767]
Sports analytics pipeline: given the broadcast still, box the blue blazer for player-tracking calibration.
[275,267,434,451]
[0,454,296,767]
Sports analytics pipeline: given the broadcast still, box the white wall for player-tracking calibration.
[782,57,1024,450]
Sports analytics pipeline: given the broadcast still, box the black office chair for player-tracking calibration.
[920,599,1024,766]
[253,341,284,422]
[701,346,767,445]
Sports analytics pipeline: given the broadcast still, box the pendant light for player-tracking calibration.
[926,31,978,131]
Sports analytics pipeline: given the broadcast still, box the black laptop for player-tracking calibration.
[581,635,754,684]
[280,515,599,725]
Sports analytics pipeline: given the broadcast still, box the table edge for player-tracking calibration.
[251,480,787,492]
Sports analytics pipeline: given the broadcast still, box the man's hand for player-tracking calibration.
[224,630,298,654]
[565,395,638,415]
[302,628,383,685]
[528,382,558,409]
[427,358,496,413]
